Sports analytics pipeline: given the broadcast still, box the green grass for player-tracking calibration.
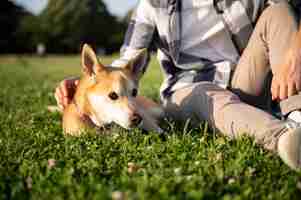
[0,55,301,200]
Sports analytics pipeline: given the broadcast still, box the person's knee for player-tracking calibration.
[259,2,298,31]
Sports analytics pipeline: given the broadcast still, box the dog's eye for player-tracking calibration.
[109,92,119,101]
[132,89,138,97]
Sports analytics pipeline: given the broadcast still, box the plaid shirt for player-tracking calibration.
[111,0,298,101]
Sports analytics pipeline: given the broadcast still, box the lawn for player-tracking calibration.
[0,55,301,200]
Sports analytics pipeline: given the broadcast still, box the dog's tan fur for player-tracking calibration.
[63,44,164,136]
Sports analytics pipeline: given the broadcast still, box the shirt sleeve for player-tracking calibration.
[111,0,156,76]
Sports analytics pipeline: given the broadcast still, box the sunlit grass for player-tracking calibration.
[0,55,300,200]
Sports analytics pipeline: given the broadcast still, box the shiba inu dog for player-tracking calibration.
[63,44,164,136]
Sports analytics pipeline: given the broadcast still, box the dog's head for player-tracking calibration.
[77,44,147,129]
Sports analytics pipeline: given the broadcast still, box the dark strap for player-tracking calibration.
[213,0,224,14]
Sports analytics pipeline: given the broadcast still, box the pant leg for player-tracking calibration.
[164,82,288,151]
[164,2,299,152]
[231,2,301,112]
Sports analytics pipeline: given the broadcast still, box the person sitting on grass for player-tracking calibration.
[55,0,301,170]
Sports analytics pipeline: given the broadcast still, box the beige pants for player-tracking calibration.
[164,3,301,151]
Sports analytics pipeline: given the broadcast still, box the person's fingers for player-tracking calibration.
[61,80,75,106]
[74,79,80,86]
[60,80,69,98]
[271,86,275,101]
[279,83,288,100]
[55,78,79,110]
[273,83,280,101]
[296,79,301,92]
[54,87,60,104]
[55,87,63,103]
[271,78,279,101]
[55,87,64,110]
[63,96,69,107]
[288,82,297,97]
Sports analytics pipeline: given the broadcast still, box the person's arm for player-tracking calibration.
[111,0,156,78]
[55,0,156,109]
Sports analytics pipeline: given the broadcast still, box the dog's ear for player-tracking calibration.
[81,44,105,76]
[125,49,148,80]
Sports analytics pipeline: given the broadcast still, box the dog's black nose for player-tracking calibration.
[131,113,142,126]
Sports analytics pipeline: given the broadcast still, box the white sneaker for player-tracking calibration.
[278,123,301,170]
[287,110,301,123]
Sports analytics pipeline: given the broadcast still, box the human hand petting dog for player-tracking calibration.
[271,31,301,101]
[55,77,79,110]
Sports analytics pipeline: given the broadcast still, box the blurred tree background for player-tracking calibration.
[1,0,129,54]
[1,0,32,53]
